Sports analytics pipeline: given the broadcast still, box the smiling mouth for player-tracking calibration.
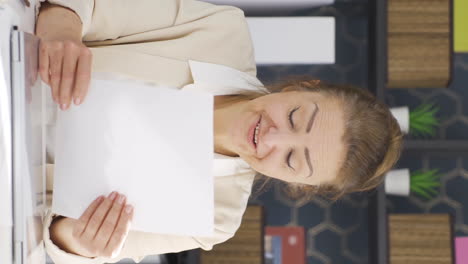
[251,116,261,150]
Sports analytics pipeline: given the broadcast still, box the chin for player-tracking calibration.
[239,153,253,165]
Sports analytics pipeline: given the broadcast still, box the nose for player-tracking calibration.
[259,127,298,158]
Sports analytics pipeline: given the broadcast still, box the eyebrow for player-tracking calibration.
[304,104,318,178]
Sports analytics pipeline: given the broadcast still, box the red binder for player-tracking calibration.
[265,226,306,264]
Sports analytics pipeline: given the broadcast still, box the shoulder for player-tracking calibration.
[178,2,257,75]
[175,1,249,37]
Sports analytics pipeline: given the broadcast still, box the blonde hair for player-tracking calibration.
[250,78,403,200]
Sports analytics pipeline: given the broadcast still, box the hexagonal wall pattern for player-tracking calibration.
[298,201,326,229]
[330,200,361,230]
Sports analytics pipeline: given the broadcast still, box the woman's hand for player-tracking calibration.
[36,2,92,110]
[50,192,134,258]
[38,39,92,110]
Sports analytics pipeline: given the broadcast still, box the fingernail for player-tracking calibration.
[96,196,104,202]
[60,104,67,110]
[117,194,125,204]
[109,192,117,200]
[74,98,81,105]
[125,205,133,214]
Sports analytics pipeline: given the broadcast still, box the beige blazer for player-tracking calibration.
[41,0,261,263]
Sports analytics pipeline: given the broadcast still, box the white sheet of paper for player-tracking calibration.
[52,76,214,236]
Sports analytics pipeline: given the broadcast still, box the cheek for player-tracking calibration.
[248,151,291,182]
[267,106,288,125]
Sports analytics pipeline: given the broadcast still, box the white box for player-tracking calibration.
[247,17,335,64]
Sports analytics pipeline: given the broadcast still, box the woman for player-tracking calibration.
[36,0,402,263]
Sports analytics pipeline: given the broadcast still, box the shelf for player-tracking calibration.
[404,140,468,154]
[367,0,387,101]
[368,185,388,264]
[367,0,388,263]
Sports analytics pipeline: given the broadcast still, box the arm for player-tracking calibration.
[37,0,211,42]
[44,164,254,263]
[49,217,78,255]
[37,0,256,76]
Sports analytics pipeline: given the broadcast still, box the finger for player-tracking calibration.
[38,41,50,85]
[104,204,133,258]
[59,45,80,110]
[81,192,117,242]
[72,195,104,238]
[49,47,64,103]
[94,193,126,247]
[73,49,92,105]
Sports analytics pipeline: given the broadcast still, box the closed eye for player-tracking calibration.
[286,149,294,170]
[289,106,300,129]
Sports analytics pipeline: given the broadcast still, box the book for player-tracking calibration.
[456,237,468,264]
[265,235,282,264]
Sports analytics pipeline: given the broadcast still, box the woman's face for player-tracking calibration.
[223,91,347,186]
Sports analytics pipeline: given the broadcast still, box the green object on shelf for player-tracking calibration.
[410,169,441,199]
[409,103,439,137]
[455,0,468,52]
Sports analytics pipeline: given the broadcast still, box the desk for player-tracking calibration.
[0,1,46,264]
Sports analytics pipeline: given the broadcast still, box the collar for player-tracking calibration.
[212,153,253,178]
[183,60,268,96]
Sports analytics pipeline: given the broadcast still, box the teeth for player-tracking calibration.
[254,122,260,145]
